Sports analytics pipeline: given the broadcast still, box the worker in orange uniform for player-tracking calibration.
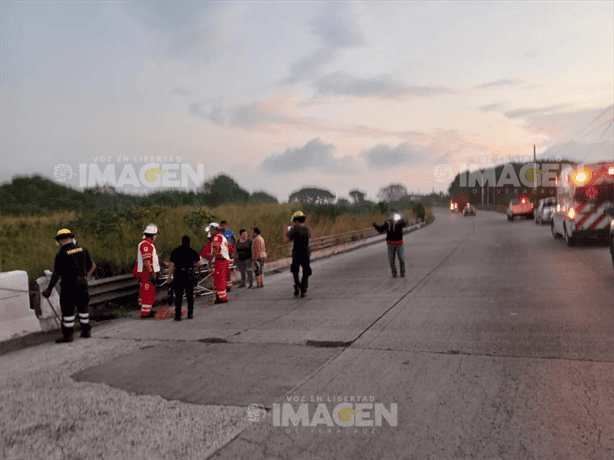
[133,223,160,318]
[206,223,230,304]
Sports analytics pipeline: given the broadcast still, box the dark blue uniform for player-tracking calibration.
[170,244,200,319]
[46,242,94,339]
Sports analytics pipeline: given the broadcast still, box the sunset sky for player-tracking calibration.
[2,0,613,202]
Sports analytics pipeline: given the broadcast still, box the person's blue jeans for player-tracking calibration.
[387,243,405,276]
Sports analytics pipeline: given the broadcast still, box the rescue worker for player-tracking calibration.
[42,229,96,343]
[283,211,312,297]
[133,223,161,318]
[206,223,230,304]
[373,211,409,277]
[220,220,236,292]
[167,235,203,321]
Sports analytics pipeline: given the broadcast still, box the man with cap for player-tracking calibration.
[167,235,203,321]
[133,223,160,318]
[373,210,409,278]
[206,223,230,303]
[42,229,96,343]
[283,211,312,297]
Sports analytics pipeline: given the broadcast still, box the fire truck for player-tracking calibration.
[551,161,614,246]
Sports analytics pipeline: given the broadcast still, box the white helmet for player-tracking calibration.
[205,222,219,233]
[143,223,158,235]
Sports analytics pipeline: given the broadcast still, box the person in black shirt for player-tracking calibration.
[283,211,312,297]
[373,211,409,277]
[167,235,203,321]
[42,228,96,343]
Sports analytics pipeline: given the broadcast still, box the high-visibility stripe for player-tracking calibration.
[64,316,76,322]
[64,321,75,327]
[575,200,603,230]
[588,213,607,230]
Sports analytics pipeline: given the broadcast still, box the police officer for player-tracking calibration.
[42,229,96,343]
[167,235,203,321]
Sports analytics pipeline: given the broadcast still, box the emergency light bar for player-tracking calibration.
[574,171,587,184]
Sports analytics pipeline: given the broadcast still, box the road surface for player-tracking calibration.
[1,207,612,459]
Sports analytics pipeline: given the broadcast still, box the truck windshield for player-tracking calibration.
[574,183,614,202]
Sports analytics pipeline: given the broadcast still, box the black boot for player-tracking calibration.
[294,285,300,296]
[80,323,91,338]
[56,325,74,343]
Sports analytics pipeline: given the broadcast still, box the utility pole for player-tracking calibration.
[533,144,537,200]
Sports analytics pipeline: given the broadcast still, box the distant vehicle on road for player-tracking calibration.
[535,197,555,225]
[551,161,614,246]
[462,203,476,216]
[450,192,469,213]
[507,196,534,221]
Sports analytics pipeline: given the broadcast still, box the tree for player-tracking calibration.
[348,189,366,204]
[201,174,249,206]
[336,197,350,208]
[288,187,335,205]
[377,183,408,202]
[249,191,278,204]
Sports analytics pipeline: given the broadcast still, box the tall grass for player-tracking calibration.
[1,203,427,281]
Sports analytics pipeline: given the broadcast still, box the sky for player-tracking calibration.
[2,0,613,202]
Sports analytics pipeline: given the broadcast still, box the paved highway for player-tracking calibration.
[2,207,612,459]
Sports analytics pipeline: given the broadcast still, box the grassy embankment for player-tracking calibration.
[1,203,431,281]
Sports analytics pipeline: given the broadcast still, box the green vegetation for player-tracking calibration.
[1,176,433,281]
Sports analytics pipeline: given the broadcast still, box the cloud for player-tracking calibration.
[361,142,424,170]
[261,138,356,174]
[479,103,505,112]
[189,98,315,131]
[314,71,451,99]
[504,104,570,119]
[539,141,613,164]
[474,79,520,89]
[284,3,366,83]
[521,105,614,145]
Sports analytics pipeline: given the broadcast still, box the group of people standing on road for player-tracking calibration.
[42,208,409,343]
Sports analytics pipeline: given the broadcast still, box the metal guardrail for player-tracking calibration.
[87,274,140,306]
[84,222,419,306]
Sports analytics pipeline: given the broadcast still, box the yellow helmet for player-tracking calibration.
[291,211,305,222]
[55,228,75,241]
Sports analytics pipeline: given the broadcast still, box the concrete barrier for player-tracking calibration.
[0,270,42,341]
[35,271,63,332]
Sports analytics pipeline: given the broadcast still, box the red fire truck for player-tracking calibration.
[551,161,614,246]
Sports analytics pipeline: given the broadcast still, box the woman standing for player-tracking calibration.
[235,229,254,288]
[252,227,267,288]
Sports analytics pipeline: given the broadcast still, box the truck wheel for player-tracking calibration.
[563,224,575,247]
[551,222,561,239]
[507,214,513,222]
[610,235,614,269]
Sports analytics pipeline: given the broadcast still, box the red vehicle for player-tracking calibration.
[450,193,469,213]
[507,196,534,221]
